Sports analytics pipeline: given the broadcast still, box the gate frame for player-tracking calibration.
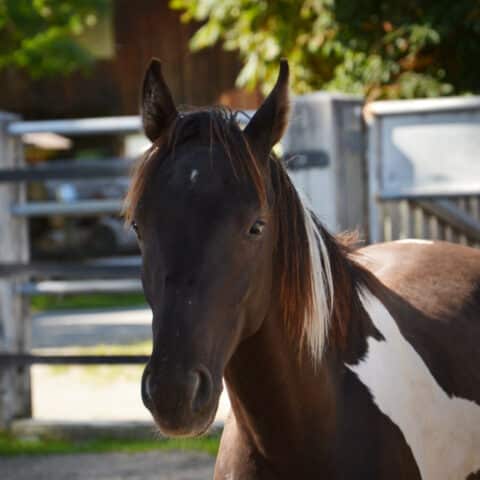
[0,112,144,429]
[366,97,480,244]
[0,112,31,427]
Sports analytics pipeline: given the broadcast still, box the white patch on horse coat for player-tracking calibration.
[395,239,434,245]
[190,169,199,183]
[300,197,333,363]
[347,290,480,480]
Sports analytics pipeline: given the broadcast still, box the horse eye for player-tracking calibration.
[249,220,265,236]
[131,221,140,238]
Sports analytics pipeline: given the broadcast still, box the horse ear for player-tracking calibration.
[244,59,290,162]
[141,58,178,142]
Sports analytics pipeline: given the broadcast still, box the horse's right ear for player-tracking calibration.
[141,59,178,143]
[244,59,290,163]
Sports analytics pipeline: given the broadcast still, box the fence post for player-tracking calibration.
[0,112,31,428]
[366,112,382,243]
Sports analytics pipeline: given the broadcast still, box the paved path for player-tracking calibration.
[0,450,215,480]
[32,307,152,348]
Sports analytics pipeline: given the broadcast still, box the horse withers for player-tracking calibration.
[124,58,480,479]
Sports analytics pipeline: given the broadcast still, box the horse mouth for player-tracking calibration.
[151,394,220,438]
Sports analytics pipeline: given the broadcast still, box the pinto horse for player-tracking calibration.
[124,59,480,479]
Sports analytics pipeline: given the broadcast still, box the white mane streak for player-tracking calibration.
[300,196,334,363]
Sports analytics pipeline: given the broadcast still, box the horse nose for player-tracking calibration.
[141,364,213,416]
[191,366,213,413]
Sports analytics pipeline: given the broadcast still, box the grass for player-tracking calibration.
[31,293,147,313]
[0,431,220,457]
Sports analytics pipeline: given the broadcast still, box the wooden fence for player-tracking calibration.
[375,195,480,247]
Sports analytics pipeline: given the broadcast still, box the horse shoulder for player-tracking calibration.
[349,241,480,479]
[357,241,480,400]
[357,240,480,321]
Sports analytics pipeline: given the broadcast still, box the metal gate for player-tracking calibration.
[366,96,480,246]
[0,113,148,428]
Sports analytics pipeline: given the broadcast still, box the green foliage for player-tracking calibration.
[0,430,220,456]
[0,0,109,78]
[170,0,480,99]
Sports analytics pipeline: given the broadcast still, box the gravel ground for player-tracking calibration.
[0,450,215,480]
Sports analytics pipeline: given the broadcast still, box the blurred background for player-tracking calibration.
[0,1,479,478]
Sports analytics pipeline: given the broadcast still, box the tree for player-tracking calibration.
[170,0,480,100]
[0,0,109,78]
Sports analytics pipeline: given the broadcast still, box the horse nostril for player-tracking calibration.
[141,367,153,407]
[191,366,213,413]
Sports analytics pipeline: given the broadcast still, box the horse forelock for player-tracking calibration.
[123,107,267,224]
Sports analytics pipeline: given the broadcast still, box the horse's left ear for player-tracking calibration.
[141,58,178,143]
[244,59,290,162]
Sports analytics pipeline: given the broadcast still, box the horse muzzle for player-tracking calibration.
[141,362,219,437]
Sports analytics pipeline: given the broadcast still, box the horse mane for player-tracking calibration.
[124,106,363,363]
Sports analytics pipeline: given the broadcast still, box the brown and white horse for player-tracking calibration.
[125,59,480,479]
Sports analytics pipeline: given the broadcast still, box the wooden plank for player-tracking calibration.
[381,203,391,242]
[412,204,424,238]
[416,199,480,242]
[366,114,383,243]
[428,215,440,240]
[8,116,141,136]
[0,353,149,366]
[0,159,133,183]
[18,279,142,296]
[11,200,122,217]
[470,197,480,221]
[378,188,480,200]
[398,200,410,239]
[0,262,140,279]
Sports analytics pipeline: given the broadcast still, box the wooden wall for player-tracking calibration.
[0,0,260,120]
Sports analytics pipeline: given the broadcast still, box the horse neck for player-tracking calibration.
[223,231,371,468]
[223,311,338,467]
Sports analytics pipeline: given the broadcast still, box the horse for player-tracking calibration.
[124,58,480,479]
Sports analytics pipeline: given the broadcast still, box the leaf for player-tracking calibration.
[172,0,480,99]
[190,20,221,50]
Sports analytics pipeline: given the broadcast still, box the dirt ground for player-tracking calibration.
[0,450,215,480]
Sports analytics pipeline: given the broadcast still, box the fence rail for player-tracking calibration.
[0,159,132,183]
[0,353,149,366]
[11,199,123,217]
[0,261,140,279]
[7,116,142,136]
[19,279,142,296]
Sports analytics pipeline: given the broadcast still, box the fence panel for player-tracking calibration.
[0,114,146,428]
[0,112,31,427]
[375,196,480,246]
